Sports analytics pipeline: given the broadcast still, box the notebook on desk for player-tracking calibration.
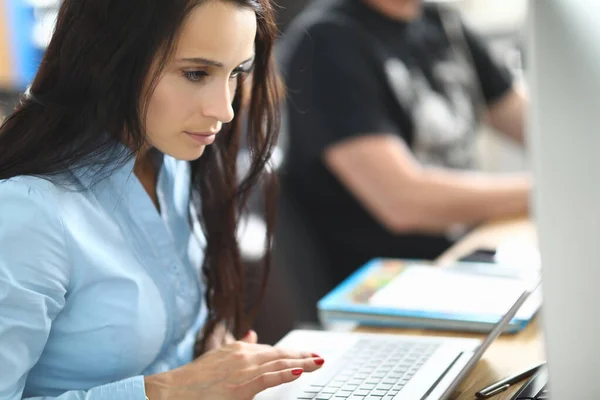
[318,259,542,333]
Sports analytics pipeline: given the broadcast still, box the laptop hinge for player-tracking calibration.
[419,352,465,400]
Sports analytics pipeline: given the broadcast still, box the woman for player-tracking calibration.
[0,0,324,399]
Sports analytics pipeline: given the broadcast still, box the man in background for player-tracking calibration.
[278,0,530,285]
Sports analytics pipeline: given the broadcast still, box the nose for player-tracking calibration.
[202,79,235,124]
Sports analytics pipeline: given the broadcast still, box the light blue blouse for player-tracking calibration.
[0,151,207,399]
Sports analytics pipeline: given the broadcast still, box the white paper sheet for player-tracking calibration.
[368,266,541,319]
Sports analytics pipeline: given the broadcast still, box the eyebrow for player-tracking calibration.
[177,55,255,68]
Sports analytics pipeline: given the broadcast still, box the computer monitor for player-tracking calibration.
[528,1,600,397]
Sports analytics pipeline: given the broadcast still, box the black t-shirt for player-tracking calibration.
[278,0,513,283]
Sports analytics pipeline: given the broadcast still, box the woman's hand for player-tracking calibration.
[144,330,325,400]
[203,321,236,352]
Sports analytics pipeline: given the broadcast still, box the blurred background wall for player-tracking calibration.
[0,0,528,170]
[0,0,59,114]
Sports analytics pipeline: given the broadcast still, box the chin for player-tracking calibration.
[166,145,207,161]
[185,146,207,161]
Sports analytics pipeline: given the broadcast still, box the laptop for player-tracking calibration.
[256,279,541,400]
[510,365,549,400]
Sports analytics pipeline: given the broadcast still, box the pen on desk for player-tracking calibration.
[475,362,545,399]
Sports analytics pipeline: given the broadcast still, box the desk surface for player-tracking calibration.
[357,218,545,400]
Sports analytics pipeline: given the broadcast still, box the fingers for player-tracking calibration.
[223,342,325,398]
[250,346,317,366]
[224,331,236,345]
[204,323,229,352]
[228,337,319,367]
[203,322,238,352]
[240,350,324,386]
[254,356,325,376]
[241,329,258,344]
[239,367,305,397]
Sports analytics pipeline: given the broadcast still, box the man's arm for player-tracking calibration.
[486,84,528,145]
[456,16,528,145]
[324,134,530,234]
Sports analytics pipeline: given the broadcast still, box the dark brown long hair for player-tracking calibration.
[0,0,281,354]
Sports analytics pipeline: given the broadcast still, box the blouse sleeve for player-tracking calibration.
[0,180,147,400]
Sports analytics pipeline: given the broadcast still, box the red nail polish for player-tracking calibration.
[292,368,303,376]
[314,358,325,366]
[311,353,321,358]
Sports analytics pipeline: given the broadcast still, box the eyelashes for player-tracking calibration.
[182,64,254,83]
[183,70,209,82]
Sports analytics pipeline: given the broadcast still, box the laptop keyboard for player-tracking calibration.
[296,338,441,399]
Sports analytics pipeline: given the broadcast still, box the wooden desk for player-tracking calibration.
[357,219,545,399]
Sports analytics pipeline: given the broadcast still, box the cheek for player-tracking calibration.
[146,77,196,138]
[230,78,239,94]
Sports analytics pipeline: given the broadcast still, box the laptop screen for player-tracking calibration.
[439,277,542,399]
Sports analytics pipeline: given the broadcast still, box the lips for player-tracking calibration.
[185,131,217,145]
[185,131,218,136]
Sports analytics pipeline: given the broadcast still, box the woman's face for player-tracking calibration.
[144,1,257,160]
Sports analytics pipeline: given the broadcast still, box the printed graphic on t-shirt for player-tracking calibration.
[385,51,480,170]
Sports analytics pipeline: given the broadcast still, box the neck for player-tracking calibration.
[133,147,158,178]
[361,0,422,22]
[133,148,161,212]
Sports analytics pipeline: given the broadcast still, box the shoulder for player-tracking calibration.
[279,1,369,62]
[0,176,71,286]
[0,176,69,236]
[0,175,69,208]
[284,0,352,33]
